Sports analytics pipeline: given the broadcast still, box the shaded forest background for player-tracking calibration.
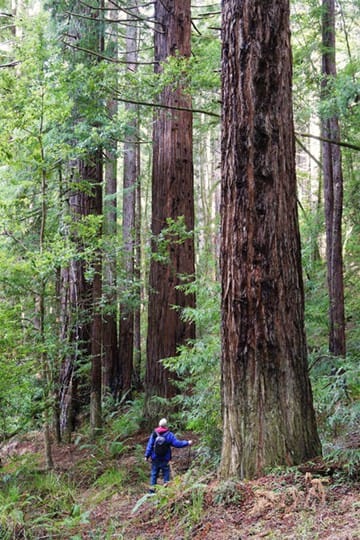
[0,2,359,534]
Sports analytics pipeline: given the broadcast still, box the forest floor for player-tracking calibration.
[0,429,359,539]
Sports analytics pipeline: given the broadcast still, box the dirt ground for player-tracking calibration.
[1,431,359,539]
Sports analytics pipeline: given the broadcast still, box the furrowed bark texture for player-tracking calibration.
[145,0,195,401]
[59,164,94,440]
[220,0,321,479]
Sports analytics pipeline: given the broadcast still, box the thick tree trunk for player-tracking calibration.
[60,158,103,439]
[145,0,195,404]
[59,254,92,441]
[220,0,321,479]
[321,0,346,356]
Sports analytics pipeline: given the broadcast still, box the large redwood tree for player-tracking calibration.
[220,0,321,478]
[145,0,195,406]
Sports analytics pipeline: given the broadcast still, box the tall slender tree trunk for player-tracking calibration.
[103,133,119,394]
[119,0,140,397]
[134,139,142,388]
[39,133,53,468]
[321,0,346,356]
[145,0,195,408]
[220,0,321,479]
[87,157,103,437]
[103,0,119,396]
[89,0,105,438]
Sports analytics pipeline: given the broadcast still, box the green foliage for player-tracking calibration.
[150,216,195,264]
[105,396,144,439]
[291,0,322,126]
[0,3,130,440]
[162,274,222,457]
[0,460,81,538]
[212,479,246,506]
[303,261,329,350]
[179,482,206,532]
[0,14,74,442]
[327,446,360,481]
[108,441,128,458]
[133,476,207,533]
[93,467,127,489]
[318,68,360,120]
[311,354,359,448]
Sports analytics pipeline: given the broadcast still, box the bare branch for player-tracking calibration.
[114,94,220,118]
[295,136,322,168]
[64,10,131,24]
[191,20,202,35]
[0,60,19,68]
[296,131,360,152]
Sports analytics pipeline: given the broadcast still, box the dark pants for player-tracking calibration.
[150,459,170,486]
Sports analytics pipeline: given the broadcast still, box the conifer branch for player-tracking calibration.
[62,39,156,65]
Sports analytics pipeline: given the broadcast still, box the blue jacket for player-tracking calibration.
[145,427,189,462]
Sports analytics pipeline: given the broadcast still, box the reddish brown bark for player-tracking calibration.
[59,164,95,440]
[220,0,321,479]
[86,158,103,435]
[145,0,195,403]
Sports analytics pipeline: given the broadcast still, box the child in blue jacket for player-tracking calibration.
[144,418,192,491]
